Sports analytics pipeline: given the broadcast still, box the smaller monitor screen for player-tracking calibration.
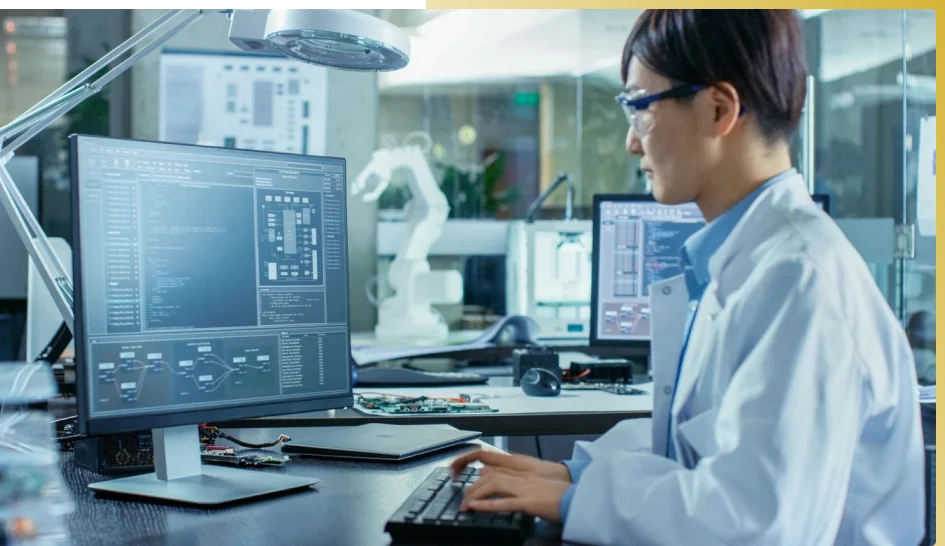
[591,194,828,344]
[593,199,704,342]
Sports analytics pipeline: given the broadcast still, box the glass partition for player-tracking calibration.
[374,10,935,369]
[902,9,936,385]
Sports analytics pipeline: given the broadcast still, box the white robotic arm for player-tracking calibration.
[353,139,463,344]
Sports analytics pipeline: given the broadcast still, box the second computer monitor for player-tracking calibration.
[590,195,703,345]
[590,193,829,346]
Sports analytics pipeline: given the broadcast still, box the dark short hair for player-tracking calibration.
[622,10,808,142]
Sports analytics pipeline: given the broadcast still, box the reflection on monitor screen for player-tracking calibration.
[594,199,704,342]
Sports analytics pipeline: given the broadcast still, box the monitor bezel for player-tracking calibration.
[590,192,832,348]
[70,134,354,436]
[813,193,830,215]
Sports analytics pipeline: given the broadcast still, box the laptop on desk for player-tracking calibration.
[281,423,482,462]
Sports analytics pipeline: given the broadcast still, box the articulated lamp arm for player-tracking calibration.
[0,9,208,334]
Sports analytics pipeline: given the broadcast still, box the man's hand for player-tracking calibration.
[450,449,572,482]
[460,469,570,523]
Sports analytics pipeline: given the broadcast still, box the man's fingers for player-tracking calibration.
[465,468,520,499]
[451,449,520,476]
[450,449,489,475]
[463,473,528,509]
[480,466,524,479]
[467,497,523,513]
[462,471,495,500]
[461,475,510,510]
[474,450,518,466]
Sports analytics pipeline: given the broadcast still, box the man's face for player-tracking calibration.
[623,59,714,205]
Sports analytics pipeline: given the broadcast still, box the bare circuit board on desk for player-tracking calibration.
[356,394,499,414]
[563,382,646,395]
[200,446,289,467]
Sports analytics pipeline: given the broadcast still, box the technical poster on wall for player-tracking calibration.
[159,49,327,156]
[917,116,935,237]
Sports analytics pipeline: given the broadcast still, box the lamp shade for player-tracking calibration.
[265,9,410,71]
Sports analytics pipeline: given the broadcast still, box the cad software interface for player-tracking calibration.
[595,200,704,341]
[75,137,350,418]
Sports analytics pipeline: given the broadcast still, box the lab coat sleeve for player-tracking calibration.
[570,418,653,462]
[562,259,863,546]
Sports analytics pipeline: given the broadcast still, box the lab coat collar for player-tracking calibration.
[681,168,797,298]
[707,172,810,291]
[671,173,810,425]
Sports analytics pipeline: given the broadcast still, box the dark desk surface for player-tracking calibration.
[60,430,566,546]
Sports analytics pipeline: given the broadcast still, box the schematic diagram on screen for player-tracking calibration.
[91,336,280,409]
[257,189,324,286]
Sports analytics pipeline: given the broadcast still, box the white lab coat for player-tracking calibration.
[562,175,926,545]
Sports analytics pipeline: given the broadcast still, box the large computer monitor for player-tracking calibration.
[589,193,829,347]
[70,135,352,505]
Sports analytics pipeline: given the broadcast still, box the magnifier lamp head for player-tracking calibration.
[229,9,411,72]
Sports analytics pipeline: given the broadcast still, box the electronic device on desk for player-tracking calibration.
[520,368,561,397]
[386,467,534,543]
[356,393,498,414]
[355,366,488,386]
[282,423,481,462]
[567,358,635,383]
[74,432,155,475]
[511,345,560,386]
[590,194,830,351]
[69,135,358,506]
[200,447,289,468]
[507,173,593,342]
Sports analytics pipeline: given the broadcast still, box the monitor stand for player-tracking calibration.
[87,424,319,506]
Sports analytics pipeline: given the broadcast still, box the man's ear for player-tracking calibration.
[708,82,741,138]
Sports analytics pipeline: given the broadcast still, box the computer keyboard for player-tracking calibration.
[385,467,534,543]
[355,367,489,387]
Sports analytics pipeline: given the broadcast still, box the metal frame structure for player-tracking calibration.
[0,9,210,334]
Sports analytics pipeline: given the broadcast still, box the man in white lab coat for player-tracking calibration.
[452,9,926,545]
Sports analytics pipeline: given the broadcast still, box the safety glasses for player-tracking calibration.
[615,84,705,136]
[616,83,748,137]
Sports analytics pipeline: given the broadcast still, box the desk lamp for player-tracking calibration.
[0,9,411,344]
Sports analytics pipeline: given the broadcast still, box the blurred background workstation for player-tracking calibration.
[0,8,936,546]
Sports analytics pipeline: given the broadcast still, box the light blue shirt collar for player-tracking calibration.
[680,168,797,301]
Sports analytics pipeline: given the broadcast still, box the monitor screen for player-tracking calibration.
[71,136,353,435]
[590,193,829,345]
[591,197,704,344]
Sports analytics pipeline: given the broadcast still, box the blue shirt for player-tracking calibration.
[558,168,797,522]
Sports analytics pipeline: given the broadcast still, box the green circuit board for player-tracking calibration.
[357,395,498,414]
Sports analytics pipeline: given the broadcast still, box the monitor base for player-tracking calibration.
[88,465,318,506]
[87,424,317,506]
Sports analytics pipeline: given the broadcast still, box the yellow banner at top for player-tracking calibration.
[427,2,940,8]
